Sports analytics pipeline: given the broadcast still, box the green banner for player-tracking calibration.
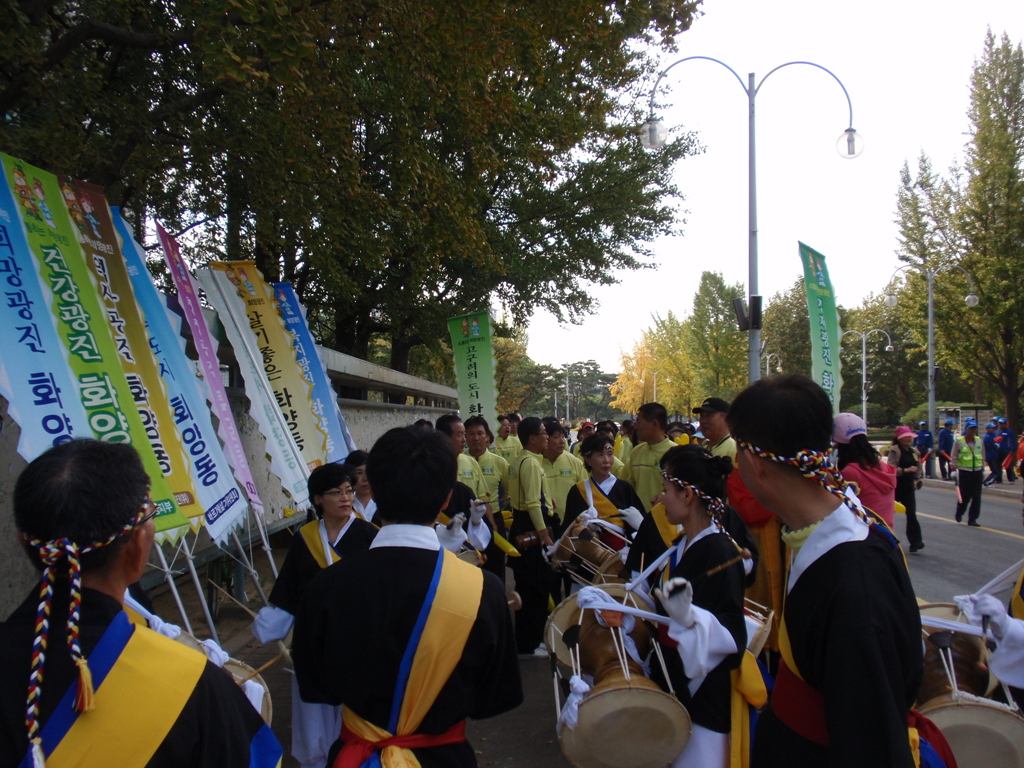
[447,312,498,427]
[2,154,189,532]
[799,242,843,414]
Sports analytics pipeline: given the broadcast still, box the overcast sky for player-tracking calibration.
[525,0,1024,373]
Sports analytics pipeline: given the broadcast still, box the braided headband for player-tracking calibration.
[733,439,871,525]
[660,470,744,554]
[21,496,153,766]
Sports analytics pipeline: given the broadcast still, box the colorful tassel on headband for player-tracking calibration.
[733,439,872,525]
[22,508,145,765]
[661,470,742,553]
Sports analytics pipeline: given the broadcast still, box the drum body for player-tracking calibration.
[552,517,622,586]
[743,598,774,657]
[222,659,273,725]
[457,547,483,567]
[548,585,691,768]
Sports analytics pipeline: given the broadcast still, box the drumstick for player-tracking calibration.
[705,552,749,578]
[208,580,293,666]
[236,651,284,684]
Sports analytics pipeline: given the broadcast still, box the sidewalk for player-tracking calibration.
[921,476,1023,501]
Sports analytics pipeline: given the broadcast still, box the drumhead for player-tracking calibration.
[546,585,632,669]
[559,686,691,768]
[173,631,209,658]
[919,695,1024,768]
[222,660,273,725]
[919,602,998,695]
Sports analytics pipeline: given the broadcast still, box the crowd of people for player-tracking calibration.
[3,375,1024,768]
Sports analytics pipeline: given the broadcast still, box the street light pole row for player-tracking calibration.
[841,328,894,423]
[640,58,862,385]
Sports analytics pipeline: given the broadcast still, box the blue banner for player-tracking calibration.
[272,282,353,461]
[112,209,250,543]
[0,165,91,458]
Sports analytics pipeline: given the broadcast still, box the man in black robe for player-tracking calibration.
[0,439,279,768]
[293,427,523,767]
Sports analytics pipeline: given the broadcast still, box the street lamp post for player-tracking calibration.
[841,329,894,423]
[884,264,978,438]
[640,58,862,384]
[642,369,669,402]
[764,353,782,376]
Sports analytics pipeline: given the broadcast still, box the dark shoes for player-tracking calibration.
[955,513,963,523]
[968,521,982,527]
[909,542,925,553]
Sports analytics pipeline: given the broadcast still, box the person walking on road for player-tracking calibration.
[914,421,935,478]
[938,419,955,481]
[952,418,985,526]
[888,426,925,551]
[983,421,1003,486]
[998,417,1017,484]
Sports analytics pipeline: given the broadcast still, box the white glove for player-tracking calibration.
[966,593,1012,639]
[469,499,488,526]
[436,513,468,552]
[201,638,230,667]
[619,506,644,530]
[654,577,694,628]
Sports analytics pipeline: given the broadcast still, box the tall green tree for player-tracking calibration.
[761,278,812,378]
[685,271,747,399]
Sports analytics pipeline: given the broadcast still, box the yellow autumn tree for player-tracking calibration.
[609,334,656,414]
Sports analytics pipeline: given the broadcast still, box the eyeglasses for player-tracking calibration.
[120,495,159,540]
[322,488,356,498]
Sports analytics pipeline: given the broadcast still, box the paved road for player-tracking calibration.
[895,483,1023,603]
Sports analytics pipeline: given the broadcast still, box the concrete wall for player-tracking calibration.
[337,399,456,449]
[0,415,42,617]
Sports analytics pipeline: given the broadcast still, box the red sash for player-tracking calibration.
[772,659,829,746]
[334,720,466,768]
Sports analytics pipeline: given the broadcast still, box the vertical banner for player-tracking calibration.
[0,154,189,533]
[799,242,843,413]
[446,311,499,425]
[112,211,250,542]
[196,262,314,505]
[62,178,200,521]
[0,161,92,457]
[273,282,351,463]
[156,223,268,518]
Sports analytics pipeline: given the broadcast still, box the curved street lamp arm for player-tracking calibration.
[841,329,866,342]
[885,263,918,288]
[755,61,855,127]
[865,328,894,347]
[935,262,977,294]
[648,56,748,116]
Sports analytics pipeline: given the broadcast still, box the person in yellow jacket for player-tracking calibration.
[570,421,595,457]
[541,418,589,528]
[623,403,677,545]
[494,415,522,461]
[615,419,635,463]
[951,417,985,526]
[695,396,737,462]
[465,416,511,524]
[435,414,485,498]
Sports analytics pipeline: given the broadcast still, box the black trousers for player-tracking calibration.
[482,515,507,582]
[955,470,984,523]
[985,458,1003,484]
[508,508,559,653]
[938,453,950,480]
[1008,459,1017,482]
[895,487,921,546]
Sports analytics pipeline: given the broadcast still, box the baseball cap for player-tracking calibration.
[578,421,595,430]
[998,417,1008,424]
[833,413,867,444]
[918,421,927,427]
[964,418,978,429]
[986,421,998,429]
[894,426,915,439]
[693,397,729,415]
[945,419,954,426]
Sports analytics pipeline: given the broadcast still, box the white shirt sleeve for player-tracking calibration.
[252,605,295,644]
[989,617,1024,688]
[667,603,739,696]
[467,519,492,551]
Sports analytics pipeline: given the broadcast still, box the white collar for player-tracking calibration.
[681,521,720,553]
[369,523,440,551]
[595,474,616,494]
[787,502,870,593]
[354,497,377,521]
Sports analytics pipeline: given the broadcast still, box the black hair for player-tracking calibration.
[682,423,696,435]
[638,402,668,431]
[579,433,614,473]
[367,428,456,524]
[836,435,881,471]
[542,417,564,439]
[463,415,493,442]
[508,413,521,424]
[667,421,687,433]
[343,449,370,469]
[595,425,616,437]
[659,444,732,503]
[14,439,150,573]
[727,374,833,459]
[307,463,355,519]
[596,420,618,436]
[498,415,510,424]
[518,416,543,446]
[434,413,462,437]
[413,418,434,430]
[621,419,635,429]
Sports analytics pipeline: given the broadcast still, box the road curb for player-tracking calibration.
[921,477,1022,501]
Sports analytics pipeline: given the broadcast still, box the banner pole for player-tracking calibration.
[152,542,194,636]
[251,507,279,579]
[231,528,270,605]
[182,546,220,644]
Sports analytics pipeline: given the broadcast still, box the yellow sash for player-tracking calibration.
[1012,564,1024,621]
[730,650,768,768]
[649,502,680,548]
[122,604,147,627]
[576,479,622,524]
[342,550,484,768]
[47,621,207,768]
[300,520,340,569]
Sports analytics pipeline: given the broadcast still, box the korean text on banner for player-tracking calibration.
[447,312,499,427]
[1,154,189,533]
[0,159,91,458]
[197,263,312,505]
[113,210,250,543]
[799,242,843,414]
[64,178,200,521]
[273,282,351,463]
[156,222,267,520]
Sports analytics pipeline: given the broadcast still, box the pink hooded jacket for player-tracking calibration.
[840,460,898,529]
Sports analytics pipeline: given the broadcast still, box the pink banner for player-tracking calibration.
[157,223,265,518]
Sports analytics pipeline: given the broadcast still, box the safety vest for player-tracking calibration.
[954,436,985,471]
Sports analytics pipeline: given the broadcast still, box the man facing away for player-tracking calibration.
[293,427,523,768]
[0,439,281,768]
